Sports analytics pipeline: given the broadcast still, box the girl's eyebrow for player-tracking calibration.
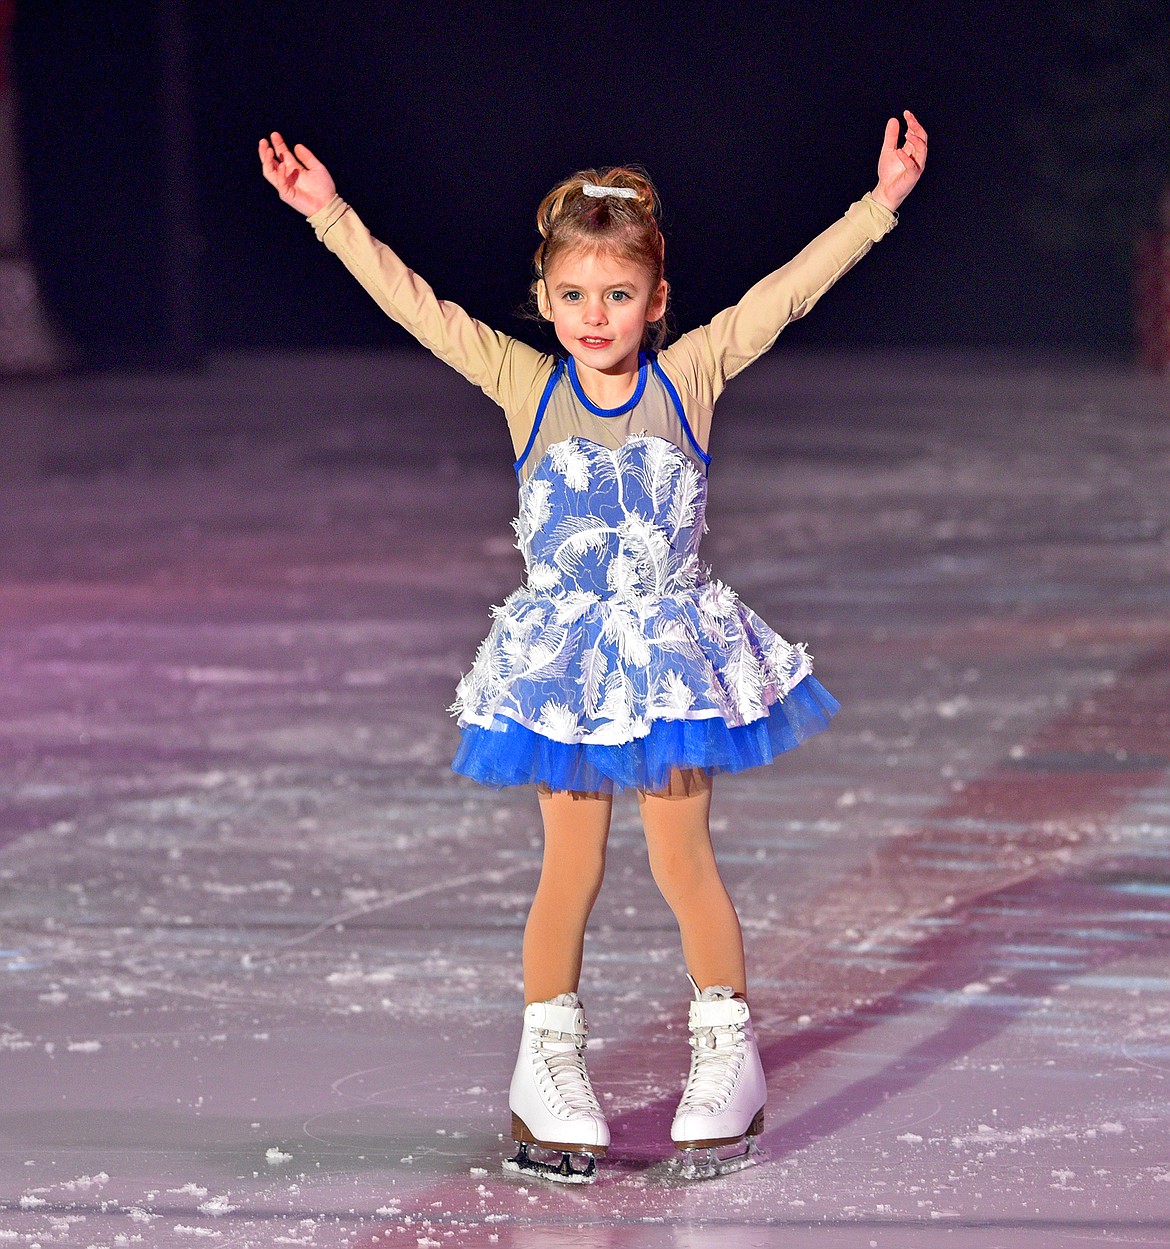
[551,279,636,292]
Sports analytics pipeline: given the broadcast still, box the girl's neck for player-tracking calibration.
[571,354,642,409]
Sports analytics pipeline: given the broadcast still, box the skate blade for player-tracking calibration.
[503,1141,599,1185]
[664,1135,765,1182]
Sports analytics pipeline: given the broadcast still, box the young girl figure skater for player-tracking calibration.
[260,113,926,1182]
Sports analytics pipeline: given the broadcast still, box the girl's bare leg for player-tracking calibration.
[638,768,747,996]
[522,786,613,1004]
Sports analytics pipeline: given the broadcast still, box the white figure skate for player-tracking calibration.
[669,983,767,1180]
[503,992,609,1184]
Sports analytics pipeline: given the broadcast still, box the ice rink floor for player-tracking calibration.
[0,351,1167,1247]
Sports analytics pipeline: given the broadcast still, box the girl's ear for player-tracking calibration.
[536,279,553,321]
[647,279,668,323]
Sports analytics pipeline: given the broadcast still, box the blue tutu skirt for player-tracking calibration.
[451,672,840,794]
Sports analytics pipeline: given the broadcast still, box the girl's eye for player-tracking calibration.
[609,291,630,302]
[563,291,582,302]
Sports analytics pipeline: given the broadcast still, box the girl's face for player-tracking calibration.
[539,246,667,376]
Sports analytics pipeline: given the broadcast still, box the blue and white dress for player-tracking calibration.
[450,355,839,793]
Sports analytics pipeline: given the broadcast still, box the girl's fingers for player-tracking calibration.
[259,142,300,199]
[898,110,927,171]
[270,131,301,167]
[293,142,320,170]
[899,110,926,135]
[260,149,287,182]
[904,109,925,131]
[259,150,283,186]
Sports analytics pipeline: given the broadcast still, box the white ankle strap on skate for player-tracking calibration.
[525,997,587,1039]
[689,996,749,1029]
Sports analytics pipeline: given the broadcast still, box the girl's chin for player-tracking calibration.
[566,345,641,373]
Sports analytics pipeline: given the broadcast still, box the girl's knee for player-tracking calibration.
[647,838,720,907]
[539,829,608,898]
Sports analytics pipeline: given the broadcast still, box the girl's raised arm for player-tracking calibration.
[657,111,927,446]
[258,131,336,218]
[256,132,549,429]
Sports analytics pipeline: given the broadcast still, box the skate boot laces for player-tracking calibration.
[678,986,747,1114]
[529,994,601,1116]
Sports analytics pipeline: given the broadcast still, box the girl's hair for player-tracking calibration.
[531,166,668,353]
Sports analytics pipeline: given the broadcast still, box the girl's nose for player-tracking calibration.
[583,299,607,325]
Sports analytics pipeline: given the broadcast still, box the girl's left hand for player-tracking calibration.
[871,110,927,214]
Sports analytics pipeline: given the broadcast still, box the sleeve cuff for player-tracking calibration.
[307,195,351,241]
[856,192,898,240]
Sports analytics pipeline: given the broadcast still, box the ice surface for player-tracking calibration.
[0,350,1167,1247]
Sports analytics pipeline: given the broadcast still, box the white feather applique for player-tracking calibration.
[515,477,553,551]
[594,668,638,741]
[554,524,614,582]
[605,549,639,601]
[722,637,768,722]
[666,460,702,537]
[631,434,679,512]
[579,643,609,719]
[518,620,573,679]
[665,552,702,593]
[617,513,670,596]
[549,440,591,491]
[553,590,600,626]
[526,562,563,592]
[650,669,696,717]
[600,602,652,668]
[536,700,581,742]
[699,578,737,620]
[653,618,709,669]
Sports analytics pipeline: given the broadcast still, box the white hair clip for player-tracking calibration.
[582,183,638,199]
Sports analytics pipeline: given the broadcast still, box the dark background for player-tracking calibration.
[12,0,1170,364]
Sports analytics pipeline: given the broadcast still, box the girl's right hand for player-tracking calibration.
[258,132,336,217]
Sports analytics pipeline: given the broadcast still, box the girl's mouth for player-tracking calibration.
[580,337,612,349]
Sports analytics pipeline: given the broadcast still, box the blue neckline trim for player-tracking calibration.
[567,352,648,416]
[513,359,565,480]
[651,358,711,471]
